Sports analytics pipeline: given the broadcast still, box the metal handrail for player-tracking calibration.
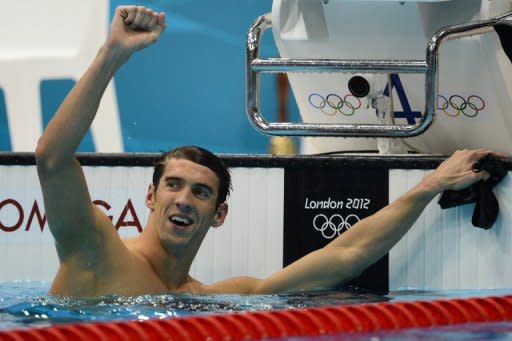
[246,12,512,137]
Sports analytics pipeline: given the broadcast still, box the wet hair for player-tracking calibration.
[152,146,231,208]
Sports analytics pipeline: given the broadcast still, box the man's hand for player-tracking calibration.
[106,6,166,55]
[421,149,507,194]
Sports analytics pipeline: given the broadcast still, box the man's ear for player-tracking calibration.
[211,202,228,228]
[145,184,156,210]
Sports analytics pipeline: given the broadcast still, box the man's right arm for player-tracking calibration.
[35,46,130,259]
[35,6,166,261]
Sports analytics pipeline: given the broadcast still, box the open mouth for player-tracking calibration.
[169,215,193,228]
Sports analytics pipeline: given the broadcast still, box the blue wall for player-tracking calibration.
[0,1,299,154]
[113,0,286,154]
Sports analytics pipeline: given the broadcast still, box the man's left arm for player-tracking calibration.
[209,149,499,294]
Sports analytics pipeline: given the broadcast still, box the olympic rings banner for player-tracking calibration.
[437,94,486,118]
[283,166,389,293]
[307,92,486,119]
[308,93,363,117]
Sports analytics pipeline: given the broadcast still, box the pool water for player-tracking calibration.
[1,281,512,340]
[0,281,389,330]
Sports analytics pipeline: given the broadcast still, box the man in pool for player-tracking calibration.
[36,5,502,297]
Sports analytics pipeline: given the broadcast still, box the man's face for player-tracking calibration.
[146,158,226,252]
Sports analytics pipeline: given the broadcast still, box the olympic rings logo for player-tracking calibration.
[312,213,360,239]
[438,94,485,118]
[308,93,362,117]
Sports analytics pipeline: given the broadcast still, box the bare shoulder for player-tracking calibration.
[52,237,167,297]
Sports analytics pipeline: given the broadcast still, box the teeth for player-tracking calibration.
[170,215,192,226]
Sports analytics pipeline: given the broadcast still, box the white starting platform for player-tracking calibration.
[247,0,512,155]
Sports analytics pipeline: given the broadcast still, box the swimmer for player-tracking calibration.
[35,5,503,297]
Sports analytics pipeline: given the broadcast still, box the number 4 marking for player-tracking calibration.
[383,74,422,124]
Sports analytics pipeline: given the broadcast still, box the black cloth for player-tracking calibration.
[438,154,507,229]
[495,24,512,64]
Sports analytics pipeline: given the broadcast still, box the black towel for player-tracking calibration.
[438,154,507,229]
[495,24,512,64]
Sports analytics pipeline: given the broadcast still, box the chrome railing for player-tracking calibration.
[246,12,512,137]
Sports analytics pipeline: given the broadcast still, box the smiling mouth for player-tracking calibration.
[169,215,193,228]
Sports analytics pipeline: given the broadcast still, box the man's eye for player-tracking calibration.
[194,188,210,199]
[168,182,179,189]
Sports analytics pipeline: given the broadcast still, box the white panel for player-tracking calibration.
[84,166,152,238]
[0,165,53,280]
[440,198,460,288]
[190,168,284,283]
[497,178,512,285]
[264,168,285,276]
[0,165,153,281]
[390,169,512,290]
[423,189,442,289]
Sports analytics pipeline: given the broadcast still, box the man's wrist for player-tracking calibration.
[98,42,132,70]
[415,172,445,199]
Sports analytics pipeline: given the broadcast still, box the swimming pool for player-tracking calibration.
[1,281,512,340]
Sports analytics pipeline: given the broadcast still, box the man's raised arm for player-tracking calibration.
[35,6,165,257]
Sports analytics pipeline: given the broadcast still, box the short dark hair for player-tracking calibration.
[152,146,231,207]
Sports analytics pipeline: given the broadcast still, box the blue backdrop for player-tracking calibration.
[0,0,299,154]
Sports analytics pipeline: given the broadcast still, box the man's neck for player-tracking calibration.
[128,224,199,291]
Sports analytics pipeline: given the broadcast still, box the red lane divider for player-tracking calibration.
[1,295,512,341]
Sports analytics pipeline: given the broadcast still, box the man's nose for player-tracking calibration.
[175,188,194,213]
